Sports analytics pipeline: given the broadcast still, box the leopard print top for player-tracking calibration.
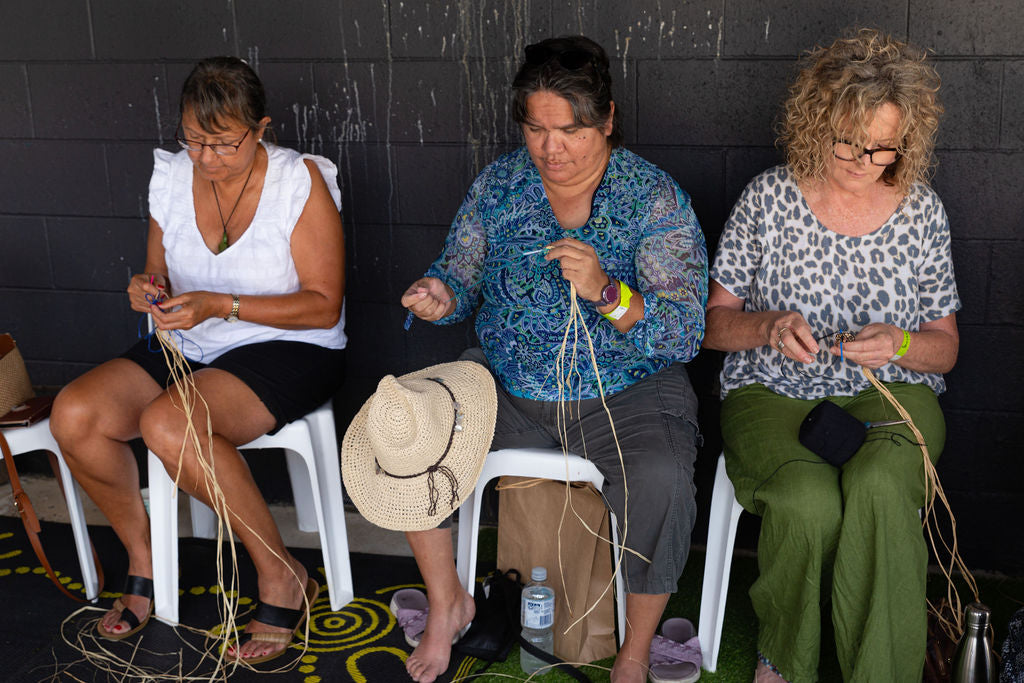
[710,165,960,399]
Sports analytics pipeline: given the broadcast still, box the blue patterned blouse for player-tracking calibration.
[425,147,708,401]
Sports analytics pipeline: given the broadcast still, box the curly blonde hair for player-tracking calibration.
[778,28,942,194]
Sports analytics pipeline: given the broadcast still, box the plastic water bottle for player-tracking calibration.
[951,602,996,683]
[520,566,555,674]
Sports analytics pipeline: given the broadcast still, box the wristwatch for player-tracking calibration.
[598,280,619,307]
[225,294,240,322]
[602,281,633,321]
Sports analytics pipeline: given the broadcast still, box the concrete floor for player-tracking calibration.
[1,472,426,557]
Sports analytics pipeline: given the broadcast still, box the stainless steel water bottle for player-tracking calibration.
[951,602,996,683]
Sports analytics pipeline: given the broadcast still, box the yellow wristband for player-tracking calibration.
[602,281,633,321]
[891,329,911,359]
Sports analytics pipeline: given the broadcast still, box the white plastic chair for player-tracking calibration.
[697,452,744,673]
[148,401,353,624]
[454,447,627,646]
[1,418,102,601]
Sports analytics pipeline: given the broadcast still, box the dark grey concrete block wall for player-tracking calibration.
[1,1,1021,572]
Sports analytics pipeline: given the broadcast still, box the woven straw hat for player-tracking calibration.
[341,361,497,531]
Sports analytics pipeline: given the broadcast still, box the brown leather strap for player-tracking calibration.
[1,431,104,602]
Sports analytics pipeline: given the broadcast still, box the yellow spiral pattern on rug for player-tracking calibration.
[302,597,397,652]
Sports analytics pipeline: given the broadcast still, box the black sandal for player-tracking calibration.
[230,577,319,665]
[96,575,154,640]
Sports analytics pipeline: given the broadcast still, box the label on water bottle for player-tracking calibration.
[523,596,553,629]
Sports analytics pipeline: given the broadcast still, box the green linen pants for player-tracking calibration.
[721,382,945,683]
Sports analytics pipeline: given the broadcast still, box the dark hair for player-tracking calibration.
[512,35,622,148]
[179,56,266,134]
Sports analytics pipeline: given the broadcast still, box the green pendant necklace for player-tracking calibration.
[211,159,257,253]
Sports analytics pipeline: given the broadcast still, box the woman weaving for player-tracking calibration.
[343,35,707,683]
[49,57,346,663]
[703,29,960,682]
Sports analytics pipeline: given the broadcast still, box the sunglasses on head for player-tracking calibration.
[523,43,594,71]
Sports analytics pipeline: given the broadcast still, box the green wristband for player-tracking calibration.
[892,329,911,359]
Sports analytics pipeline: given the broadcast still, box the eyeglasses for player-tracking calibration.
[523,43,594,71]
[833,139,899,166]
[175,127,250,156]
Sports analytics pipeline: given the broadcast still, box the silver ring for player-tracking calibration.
[777,326,791,340]
[776,340,786,351]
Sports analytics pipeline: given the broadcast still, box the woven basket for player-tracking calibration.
[0,334,34,417]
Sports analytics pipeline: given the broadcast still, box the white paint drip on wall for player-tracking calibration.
[152,78,163,145]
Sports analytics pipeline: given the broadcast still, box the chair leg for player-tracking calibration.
[455,474,487,599]
[284,449,318,533]
[697,454,743,673]
[305,408,353,611]
[189,496,218,539]
[53,452,101,601]
[608,512,626,647]
[148,450,180,624]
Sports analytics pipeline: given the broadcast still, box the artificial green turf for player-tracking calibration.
[469,527,1023,682]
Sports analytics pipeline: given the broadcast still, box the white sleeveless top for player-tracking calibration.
[148,143,347,363]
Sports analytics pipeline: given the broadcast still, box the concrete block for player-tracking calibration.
[0,217,51,288]
[632,146,727,239]
[335,142,398,227]
[722,0,907,57]
[235,1,387,60]
[910,0,1021,56]
[391,0,549,59]
[345,222,397,304]
[551,0,723,58]
[724,146,786,212]
[342,301,414,378]
[312,62,385,145]
[30,63,173,141]
[942,408,1024,493]
[932,151,1024,241]
[949,239,988,326]
[395,144,486,226]
[1002,62,1024,149]
[391,224,452,291]
[937,490,1021,572]
[259,63,316,147]
[0,141,110,216]
[0,0,91,60]
[24,360,95,388]
[942,327,1024,412]
[0,65,31,137]
[0,290,136,364]
[934,61,1001,149]
[106,143,161,218]
[988,241,1024,325]
[389,62,475,144]
[637,60,793,146]
[90,0,234,59]
[48,217,147,292]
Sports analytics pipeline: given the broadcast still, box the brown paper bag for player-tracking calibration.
[0,334,34,417]
[496,476,617,663]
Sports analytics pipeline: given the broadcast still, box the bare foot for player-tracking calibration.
[228,558,309,661]
[405,589,475,683]
[610,652,649,683]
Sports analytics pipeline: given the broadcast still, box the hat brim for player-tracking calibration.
[341,361,497,531]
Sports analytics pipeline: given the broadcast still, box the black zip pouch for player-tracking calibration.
[798,400,866,467]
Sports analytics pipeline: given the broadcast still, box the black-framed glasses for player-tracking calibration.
[833,139,900,166]
[524,43,593,71]
[175,127,250,156]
